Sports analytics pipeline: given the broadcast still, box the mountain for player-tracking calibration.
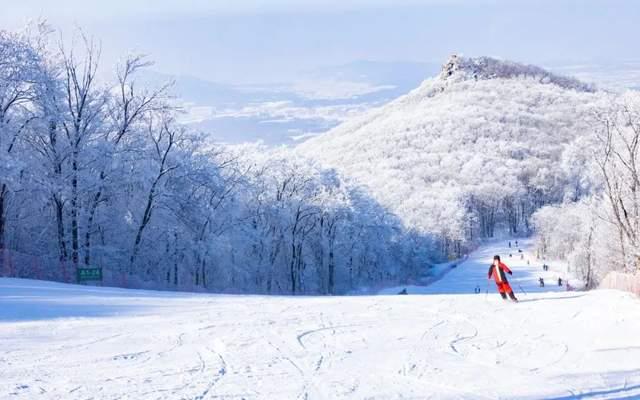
[297,55,606,242]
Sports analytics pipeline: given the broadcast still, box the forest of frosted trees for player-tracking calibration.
[2,26,639,294]
[0,26,440,294]
[532,92,640,288]
[299,55,604,252]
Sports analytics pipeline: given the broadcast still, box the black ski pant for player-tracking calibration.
[500,291,518,301]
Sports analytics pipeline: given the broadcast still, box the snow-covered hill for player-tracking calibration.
[297,55,606,239]
[2,241,640,399]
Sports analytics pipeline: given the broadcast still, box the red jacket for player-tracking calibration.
[488,262,512,284]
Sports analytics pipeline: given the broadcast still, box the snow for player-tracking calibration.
[379,239,569,296]
[2,240,640,399]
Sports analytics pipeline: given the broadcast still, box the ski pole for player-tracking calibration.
[517,284,527,295]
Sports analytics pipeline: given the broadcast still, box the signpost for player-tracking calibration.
[77,267,102,283]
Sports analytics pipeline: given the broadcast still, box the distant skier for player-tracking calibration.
[488,255,518,302]
[558,277,563,286]
[539,277,545,287]
[515,240,519,247]
[509,241,511,248]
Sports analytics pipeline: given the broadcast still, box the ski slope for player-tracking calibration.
[2,241,640,399]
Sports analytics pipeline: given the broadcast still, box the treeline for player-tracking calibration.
[0,26,438,294]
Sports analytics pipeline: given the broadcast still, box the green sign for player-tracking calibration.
[77,267,102,282]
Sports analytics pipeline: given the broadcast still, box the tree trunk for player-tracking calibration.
[173,261,178,286]
[84,180,104,267]
[290,239,296,294]
[618,224,627,271]
[201,256,207,288]
[328,240,335,295]
[54,195,68,263]
[130,177,160,270]
[70,149,80,268]
[585,228,594,289]
[0,184,6,253]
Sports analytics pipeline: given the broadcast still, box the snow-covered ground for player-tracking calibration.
[379,239,573,296]
[2,241,640,399]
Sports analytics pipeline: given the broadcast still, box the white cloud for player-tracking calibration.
[177,100,370,125]
[290,80,396,100]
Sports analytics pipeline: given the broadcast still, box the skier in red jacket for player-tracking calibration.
[488,255,518,302]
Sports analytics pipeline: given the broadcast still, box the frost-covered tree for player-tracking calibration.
[592,93,640,271]
[0,25,440,294]
[0,27,46,255]
[531,92,640,285]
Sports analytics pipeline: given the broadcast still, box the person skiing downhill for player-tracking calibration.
[488,255,518,302]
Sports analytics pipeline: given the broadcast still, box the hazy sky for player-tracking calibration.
[2,0,639,83]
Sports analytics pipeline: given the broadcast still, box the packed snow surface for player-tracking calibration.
[2,240,640,399]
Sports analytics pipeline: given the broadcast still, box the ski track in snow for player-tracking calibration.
[2,239,640,399]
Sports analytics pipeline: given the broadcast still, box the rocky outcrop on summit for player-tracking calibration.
[439,55,596,92]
